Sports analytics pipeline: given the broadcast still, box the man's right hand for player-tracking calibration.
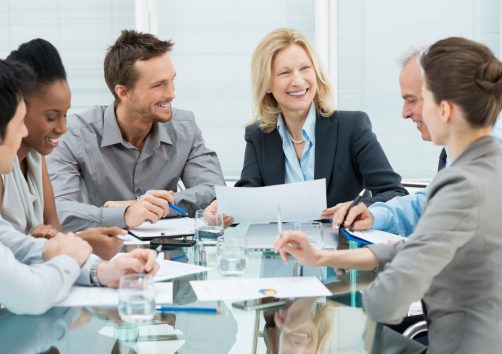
[124,190,174,228]
[332,202,374,230]
[205,200,234,228]
[42,233,92,267]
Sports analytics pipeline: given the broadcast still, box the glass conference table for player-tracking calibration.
[0,224,385,354]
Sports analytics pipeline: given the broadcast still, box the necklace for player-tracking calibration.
[289,135,305,145]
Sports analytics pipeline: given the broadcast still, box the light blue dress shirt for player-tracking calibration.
[369,117,502,236]
[276,104,316,184]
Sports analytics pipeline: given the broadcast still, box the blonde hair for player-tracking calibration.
[251,28,335,133]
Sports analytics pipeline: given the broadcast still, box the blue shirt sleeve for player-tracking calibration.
[368,188,428,236]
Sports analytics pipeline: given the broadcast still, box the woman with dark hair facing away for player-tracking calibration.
[275,37,502,353]
[4,39,124,259]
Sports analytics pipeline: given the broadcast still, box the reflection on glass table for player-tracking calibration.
[0,224,381,353]
[260,298,374,354]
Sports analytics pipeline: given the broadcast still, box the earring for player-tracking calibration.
[266,90,271,94]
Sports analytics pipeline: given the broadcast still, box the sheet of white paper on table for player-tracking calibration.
[190,276,331,301]
[152,260,210,282]
[128,218,195,239]
[55,282,173,307]
[346,229,406,244]
[215,179,327,223]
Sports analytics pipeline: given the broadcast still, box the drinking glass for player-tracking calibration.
[118,274,156,323]
[194,209,224,246]
[294,221,323,248]
[216,236,246,276]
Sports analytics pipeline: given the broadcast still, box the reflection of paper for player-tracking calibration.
[190,276,331,301]
[152,260,210,283]
[128,218,195,239]
[99,324,185,354]
[55,282,173,307]
[216,179,327,223]
[342,228,406,245]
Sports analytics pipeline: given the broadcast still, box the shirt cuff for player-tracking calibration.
[46,254,81,283]
[76,254,101,286]
[101,206,128,228]
[368,204,390,231]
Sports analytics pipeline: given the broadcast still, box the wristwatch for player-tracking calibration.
[90,260,103,287]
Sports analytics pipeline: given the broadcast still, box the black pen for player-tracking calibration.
[340,188,366,227]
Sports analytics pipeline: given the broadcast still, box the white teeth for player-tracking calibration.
[288,89,307,96]
[47,138,58,143]
[157,103,170,108]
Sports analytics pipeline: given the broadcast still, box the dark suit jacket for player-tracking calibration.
[235,110,408,207]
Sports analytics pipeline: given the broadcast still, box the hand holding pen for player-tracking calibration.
[125,189,187,228]
[333,189,373,229]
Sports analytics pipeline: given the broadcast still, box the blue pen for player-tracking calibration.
[170,254,189,262]
[143,189,188,216]
[168,202,189,216]
[156,306,219,314]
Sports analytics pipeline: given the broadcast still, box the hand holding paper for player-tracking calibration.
[216,179,327,223]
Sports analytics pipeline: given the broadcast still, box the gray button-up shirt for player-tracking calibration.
[47,104,225,231]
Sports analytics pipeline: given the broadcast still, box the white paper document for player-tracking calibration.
[128,218,195,239]
[56,282,173,307]
[215,179,327,223]
[190,276,331,301]
[341,228,406,245]
[152,260,210,282]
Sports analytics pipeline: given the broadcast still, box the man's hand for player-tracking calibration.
[205,200,234,228]
[31,224,59,239]
[273,231,322,266]
[43,233,92,266]
[124,190,174,228]
[77,227,125,260]
[331,201,374,230]
[96,249,160,288]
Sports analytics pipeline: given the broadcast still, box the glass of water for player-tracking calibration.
[118,274,156,323]
[194,209,224,246]
[216,236,246,276]
[294,221,323,249]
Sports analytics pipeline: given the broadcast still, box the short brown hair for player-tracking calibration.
[421,37,502,128]
[104,29,174,101]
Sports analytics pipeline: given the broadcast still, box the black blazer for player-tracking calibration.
[235,111,408,207]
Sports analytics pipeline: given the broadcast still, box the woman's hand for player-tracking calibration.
[31,224,59,239]
[273,231,323,266]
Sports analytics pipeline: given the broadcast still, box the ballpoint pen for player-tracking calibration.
[168,202,189,217]
[156,306,219,314]
[340,188,366,227]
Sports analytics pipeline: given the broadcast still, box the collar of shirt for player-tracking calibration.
[276,104,316,183]
[276,103,316,144]
[101,102,173,149]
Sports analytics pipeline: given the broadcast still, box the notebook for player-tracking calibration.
[128,217,195,240]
